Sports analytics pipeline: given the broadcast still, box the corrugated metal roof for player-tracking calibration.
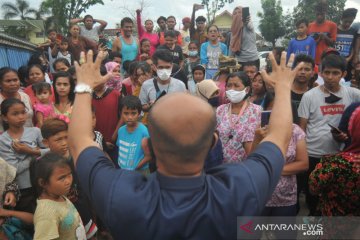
[0,32,37,51]
[0,20,45,31]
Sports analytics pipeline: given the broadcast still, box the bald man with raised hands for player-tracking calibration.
[69,50,303,240]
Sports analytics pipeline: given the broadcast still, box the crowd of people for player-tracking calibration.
[0,2,359,239]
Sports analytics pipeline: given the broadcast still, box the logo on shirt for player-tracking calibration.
[320,104,345,116]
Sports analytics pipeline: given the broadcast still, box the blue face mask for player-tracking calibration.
[208,96,219,107]
[189,50,198,57]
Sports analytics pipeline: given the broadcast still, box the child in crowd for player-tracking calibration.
[33,82,56,127]
[105,61,122,92]
[53,58,71,72]
[200,25,228,79]
[117,96,151,174]
[122,61,139,96]
[0,98,49,214]
[158,30,184,66]
[287,18,316,61]
[30,152,87,239]
[91,106,107,152]
[183,42,200,83]
[138,38,152,61]
[24,64,48,106]
[0,157,33,240]
[56,38,73,66]
[40,119,98,239]
[188,64,205,95]
[53,71,75,123]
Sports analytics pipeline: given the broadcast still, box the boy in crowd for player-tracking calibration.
[117,96,151,174]
[298,54,360,215]
[335,8,358,81]
[287,19,316,61]
[41,119,98,239]
[291,54,315,109]
[243,62,258,80]
[308,3,337,65]
[190,4,208,45]
[158,30,184,66]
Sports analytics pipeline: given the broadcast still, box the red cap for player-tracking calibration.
[182,17,191,24]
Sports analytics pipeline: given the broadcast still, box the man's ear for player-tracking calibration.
[211,132,219,150]
[42,139,49,148]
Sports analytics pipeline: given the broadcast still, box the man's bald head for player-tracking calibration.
[148,93,216,168]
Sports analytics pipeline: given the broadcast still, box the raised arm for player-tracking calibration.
[70,18,84,25]
[94,18,107,31]
[69,51,111,163]
[260,52,304,156]
[136,9,145,38]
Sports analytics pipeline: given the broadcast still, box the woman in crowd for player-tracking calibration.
[200,25,228,79]
[249,72,267,105]
[136,9,159,56]
[104,61,122,92]
[0,68,33,134]
[67,24,98,62]
[52,71,75,123]
[195,79,220,108]
[216,72,261,163]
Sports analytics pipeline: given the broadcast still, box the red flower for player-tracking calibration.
[346,182,355,189]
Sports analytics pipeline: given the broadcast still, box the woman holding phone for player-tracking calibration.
[228,6,259,68]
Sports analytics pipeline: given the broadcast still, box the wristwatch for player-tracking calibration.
[74,83,93,94]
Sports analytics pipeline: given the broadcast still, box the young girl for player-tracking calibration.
[30,152,86,239]
[33,82,56,128]
[53,71,75,123]
[104,61,122,92]
[188,64,205,95]
[0,98,49,214]
[200,25,228,79]
[23,64,48,106]
[138,38,151,61]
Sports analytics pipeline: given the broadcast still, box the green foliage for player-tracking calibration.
[201,0,234,24]
[258,0,285,47]
[1,0,37,20]
[41,0,105,34]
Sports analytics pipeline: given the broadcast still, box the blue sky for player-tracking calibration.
[1,0,360,31]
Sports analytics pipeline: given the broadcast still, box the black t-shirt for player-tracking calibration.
[157,44,184,65]
[291,90,304,110]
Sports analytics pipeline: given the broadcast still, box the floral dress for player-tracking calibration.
[266,124,305,207]
[216,102,261,163]
[54,105,72,124]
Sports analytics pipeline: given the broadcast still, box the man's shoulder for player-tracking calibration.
[325,20,337,27]
[171,77,186,87]
[303,86,320,97]
[142,78,155,88]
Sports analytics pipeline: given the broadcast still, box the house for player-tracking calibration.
[212,10,232,33]
[0,32,36,69]
[0,20,46,45]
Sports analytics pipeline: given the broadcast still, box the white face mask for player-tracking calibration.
[226,88,247,103]
[157,68,172,81]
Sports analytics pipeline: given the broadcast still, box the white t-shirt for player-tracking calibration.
[298,86,360,158]
[139,77,186,105]
[79,25,101,42]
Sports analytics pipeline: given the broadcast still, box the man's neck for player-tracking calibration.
[324,84,341,93]
[157,78,170,85]
[297,34,307,40]
[292,80,309,93]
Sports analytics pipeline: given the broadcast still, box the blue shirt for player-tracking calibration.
[335,28,357,57]
[200,42,228,69]
[116,123,149,170]
[286,36,316,61]
[76,142,284,240]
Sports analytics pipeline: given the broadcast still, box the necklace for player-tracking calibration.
[227,101,248,140]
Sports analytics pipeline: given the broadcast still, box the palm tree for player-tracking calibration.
[1,0,37,20]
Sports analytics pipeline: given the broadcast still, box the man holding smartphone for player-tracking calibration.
[228,6,259,69]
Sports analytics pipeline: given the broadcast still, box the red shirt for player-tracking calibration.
[308,20,337,65]
[92,89,121,142]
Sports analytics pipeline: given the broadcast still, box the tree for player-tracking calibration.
[201,0,234,24]
[1,0,37,20]
[258,0,286,47]
[41,0,105,34]
[292,0,346,26]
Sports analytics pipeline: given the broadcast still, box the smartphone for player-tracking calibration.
[98,38,107,46]
[328,123,342,134]
[56,33,63,41]
[242,7,250,22]
[261,110,271,127]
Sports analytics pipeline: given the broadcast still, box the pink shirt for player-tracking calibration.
[137,12,159,56]
[216,102,261,163]
[266,124,306,207]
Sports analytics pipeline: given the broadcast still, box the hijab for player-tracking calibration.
[105,61,122,91]
[230,6,244,53]
[345,106,360,153]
